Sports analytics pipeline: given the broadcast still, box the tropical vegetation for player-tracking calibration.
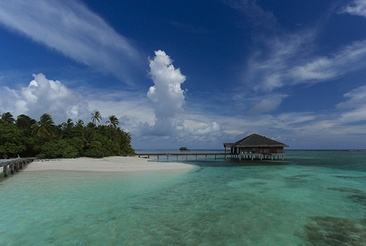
[0,111,135,159]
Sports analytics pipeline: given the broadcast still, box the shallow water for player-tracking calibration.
[1,151,366,245]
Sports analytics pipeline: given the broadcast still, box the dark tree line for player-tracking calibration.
[0,111,135,159]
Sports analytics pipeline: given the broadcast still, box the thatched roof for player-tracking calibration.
[232,133,289,148]
[223,143,234,148]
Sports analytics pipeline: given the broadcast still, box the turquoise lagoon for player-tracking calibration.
[1,151,366,245]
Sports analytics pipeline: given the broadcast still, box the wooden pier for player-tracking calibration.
[0,158,34,177]
[132,152,285,161]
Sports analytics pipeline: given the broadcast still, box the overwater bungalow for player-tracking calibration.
[224,133,289,160]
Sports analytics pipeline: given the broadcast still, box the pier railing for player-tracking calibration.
[132,152,231,161]
[0,158,35,177]
[131,152,285,161]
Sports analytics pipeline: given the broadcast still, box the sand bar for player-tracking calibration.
[24,156,194,172]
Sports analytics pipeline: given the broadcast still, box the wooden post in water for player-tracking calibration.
[10,163,14,174]
[3,165,8,177]
[1,158,34,178]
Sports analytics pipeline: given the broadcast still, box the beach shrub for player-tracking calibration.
[96,134,119,155]
[96,126,135,154]
[84,148,105,158]
[83,134,120,157]
[38,139,79,159]
[67,137,84,155]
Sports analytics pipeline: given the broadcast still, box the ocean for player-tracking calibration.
[1,150,365,245]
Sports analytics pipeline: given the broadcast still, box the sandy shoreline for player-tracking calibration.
[24,156,195,173]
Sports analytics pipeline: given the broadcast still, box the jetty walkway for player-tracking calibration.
[132,152,285,161]
[0,158,34,177]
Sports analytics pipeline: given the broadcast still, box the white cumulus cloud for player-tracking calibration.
[147,50,186,134]
[0,73,89,122]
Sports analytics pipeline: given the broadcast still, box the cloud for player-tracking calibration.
[0,73,89,122]
[234,30,314,112]
[290,40,366,83]
[2,73,365,149]
[123,50,226,147]
[337,85,366,109]
[337,85,366,124]
[224,0,278,32]
[89,97,155,126]
[243,30,317,92]
[270,85,366,141]
[0,87,26,116]
[244,27,366,95]
[341,0,366,18]
[147,50,186,134]
[0,70,225,148]
[249,94,287,114]
[237,0,366,95]
[0,73,155,128]
[180,118,221,141]
[0,0,143,84]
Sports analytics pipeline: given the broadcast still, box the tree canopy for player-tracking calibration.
[0,111,135,159]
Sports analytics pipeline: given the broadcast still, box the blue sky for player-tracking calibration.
[1,0,366,149]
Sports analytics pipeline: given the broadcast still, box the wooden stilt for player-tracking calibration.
[0,158,34,178]
[10,163,14,174]
[3,165,8,177]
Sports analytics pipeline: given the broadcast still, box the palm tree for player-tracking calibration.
[106,115,119,128]
[65,118,74,129]
[1,112,15,124]
[82,128,99,150]
[90,111,102,125]
[16,114,36,136]
[76,119,84,128]
[31,113,55,139]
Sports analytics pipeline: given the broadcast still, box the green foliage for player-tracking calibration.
[1,112,15,124]
[31,113,55,139]
[90,111,102,125]
[0,124,26,157]
[38,139,79,159]
[83,133,119,158]
[84,148,105,158]
[16,114,37,136]
[106,115,119,128]
[0,111,135,159]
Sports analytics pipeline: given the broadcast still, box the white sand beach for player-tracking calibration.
[24,156,194,172]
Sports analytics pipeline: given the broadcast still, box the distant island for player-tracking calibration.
[0,111,135,159]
